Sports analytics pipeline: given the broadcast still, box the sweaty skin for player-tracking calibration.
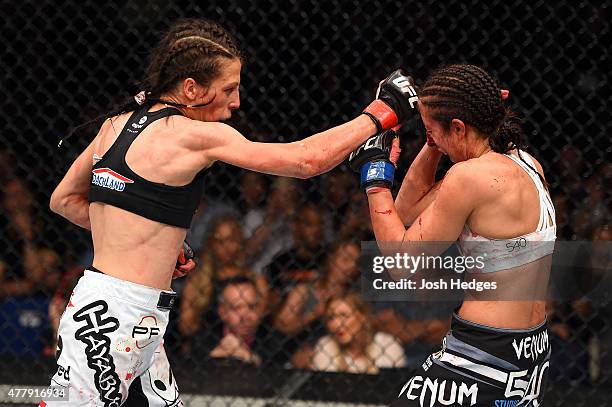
[50,59,377,290]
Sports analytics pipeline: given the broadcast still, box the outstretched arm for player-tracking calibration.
[204,115,377,178]
[204,69,418,178]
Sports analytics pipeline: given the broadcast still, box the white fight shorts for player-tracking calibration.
[41,269,182,406]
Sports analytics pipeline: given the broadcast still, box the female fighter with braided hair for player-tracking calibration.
[45,18,418,406]
[349,64,555,406]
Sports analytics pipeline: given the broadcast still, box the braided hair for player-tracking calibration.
[60,18,242,146]
[419,64,525,154]
[144,18,242,99]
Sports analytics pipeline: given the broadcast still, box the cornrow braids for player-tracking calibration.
[174,36,232,54]
[419,64,525,154]
[59,18,242,149]
[146,18,242,97]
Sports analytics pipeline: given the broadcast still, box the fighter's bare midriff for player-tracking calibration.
[90,203,185,290]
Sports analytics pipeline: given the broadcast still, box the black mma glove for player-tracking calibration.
[363,69,419,132]
[349,129,399,192]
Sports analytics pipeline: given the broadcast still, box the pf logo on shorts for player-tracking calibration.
[132,315,160,349]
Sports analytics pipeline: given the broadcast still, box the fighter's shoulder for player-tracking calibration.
[179,119,242,149]
[440,159,482,187]
[439,157,500,198]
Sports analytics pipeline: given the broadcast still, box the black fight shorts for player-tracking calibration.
[392,313,551,407]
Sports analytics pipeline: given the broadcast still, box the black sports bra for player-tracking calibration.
[88,106,205,228]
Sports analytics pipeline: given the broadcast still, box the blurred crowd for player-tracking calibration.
[0,145,610,382]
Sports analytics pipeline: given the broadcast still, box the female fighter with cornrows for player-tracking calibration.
[349,64,556,406]
[44,18,418,406]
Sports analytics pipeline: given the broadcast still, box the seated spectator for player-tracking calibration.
[573,175,609,239]
[368,245,457,364]
[0,244,61,356]
[265,202,326,306]
[274,240,360,337]
[371,303,451,364]
[179,216,268,352]
[551,145,587,203]
[244,177,298,275]
[552,194,574,240]
[0,178,52,298]
[238,171,269,238]
[546,299,591,384]
[186,195,240,255]
[320,169,357,242]
[192,276,285,367]
[0,245,61,300]
[309,292,406,374]
[547,224,610,384]
[336,191,375,242]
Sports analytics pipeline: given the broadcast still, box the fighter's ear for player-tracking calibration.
[450,118,466,138]
[182,77,206,101]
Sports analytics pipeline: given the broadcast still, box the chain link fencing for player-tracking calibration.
[0,0,610,405]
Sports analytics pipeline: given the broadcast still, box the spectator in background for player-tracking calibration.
[274,240,360,338]
[0,246,61,357]
[371,302,450,365]
[276,240,361,368]
[547,224,610,383]
[552,145,587,203]
[309,292,406,374]
[0,179,56,298]
[598,162,611,186]
[244,177,298,275]
[589,224,612,382]
[336,190,375,242]
[193,276,285,367]
[320,169,357,242]
[265,202,325,306]
[238,171,269,238]
[0,178,62,356]
[186,195,240,256]
[573,168,610,239]
[179,216,268,353]
[553,194,574,240]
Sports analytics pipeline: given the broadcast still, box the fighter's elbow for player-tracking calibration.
[296,163,317,179]
[49,190,64,215]
[296,152,324,179]
[49,190,80,218]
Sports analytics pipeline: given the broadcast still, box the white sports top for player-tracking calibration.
[457,150,557,273]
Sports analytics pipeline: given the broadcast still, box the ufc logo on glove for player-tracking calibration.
[391,77,418,108]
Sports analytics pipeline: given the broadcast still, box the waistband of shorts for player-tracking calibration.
[448,312,550,369]
[83,268,176,311]
[452,312,547,336]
